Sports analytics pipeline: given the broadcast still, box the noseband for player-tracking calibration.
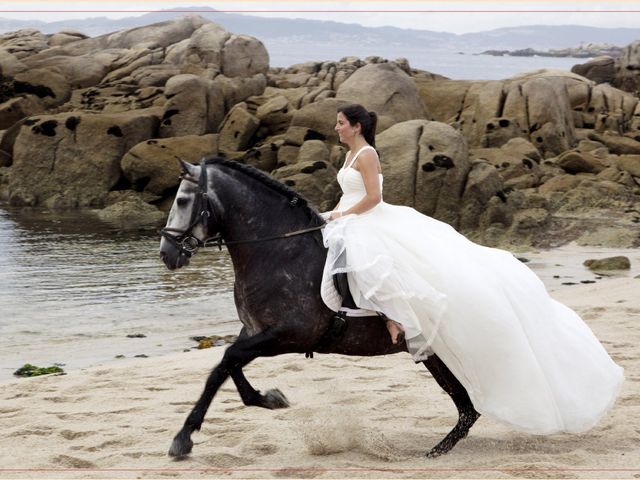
[160,160,325,258]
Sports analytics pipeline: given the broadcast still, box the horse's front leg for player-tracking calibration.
[168,327,288,458]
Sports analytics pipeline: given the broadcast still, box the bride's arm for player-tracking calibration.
[329,150,381,220]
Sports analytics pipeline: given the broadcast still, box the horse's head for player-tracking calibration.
[159,158,219,270]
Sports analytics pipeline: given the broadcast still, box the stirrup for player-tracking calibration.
[329,312,348,337]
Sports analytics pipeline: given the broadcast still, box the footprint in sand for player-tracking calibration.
[55,412,96,421]
[240,439,279,456]
[0,407,23,415]
[9,425,56,437]
[51,455,96,469]
[619,394,640,405]
[121,451,166,459]
[5,393,30,400]
[59,430,95,440]
[223,405,247,413]
[282,363,304,372]
[196,452,253,468]
[43,395,90,403]
[83,438,132,452]
[273,467,323,478]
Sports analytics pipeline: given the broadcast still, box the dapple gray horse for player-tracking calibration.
[159,157,479,458]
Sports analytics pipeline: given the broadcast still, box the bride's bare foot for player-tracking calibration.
[386,319,405,344]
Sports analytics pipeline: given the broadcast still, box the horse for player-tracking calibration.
[159,156,480,459]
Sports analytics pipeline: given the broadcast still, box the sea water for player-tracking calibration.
[0,206,238,381]
[264,41,583,80]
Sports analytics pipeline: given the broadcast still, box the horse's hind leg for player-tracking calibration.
[228,327,290,409]
[231,368,290,409]
[168,328,286,458]
[423,354,480,457]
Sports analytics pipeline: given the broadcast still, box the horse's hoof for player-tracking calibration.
[425,446,445,458]
[168,432,193,458]
[263,388,290,409]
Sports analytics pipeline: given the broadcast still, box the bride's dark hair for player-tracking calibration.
[337,103,378,148]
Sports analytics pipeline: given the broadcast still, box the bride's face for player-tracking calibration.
[335,112,359,144]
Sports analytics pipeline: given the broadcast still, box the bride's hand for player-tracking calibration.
[329,211,344,221]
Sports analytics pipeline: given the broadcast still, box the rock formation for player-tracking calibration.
[572,40,640,96]
[1,16,640,248]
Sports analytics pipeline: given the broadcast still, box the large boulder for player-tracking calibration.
[212,74,267,112]
[0,95,45,130]
[271,159,339,210]
[100,16,210,51]
[218,103,260,152]
[336,63,430,123]
[471,146,542,189]
[571,56,617,84]
[613,40,640,94]
[577,83,638,133]
[8,109,160,207]
[22,50,123,89]
[181,22,230,74]
[614,154,640,177]
[121,134,219,196]
[47,29,89,47]
[221,35,269,78]
[377,119,470,227]
[94,196,165,228]
[12,68,71,108]
[584,256,631,270]
[159,74,225,137]
[285,98,349,147]
[588,131,640,155]
[0,29,49,61]
[515,71,577,156]
[254,94,294,136]
[420,71,586,156]
[459,159,507,232]
[556,150,607,174]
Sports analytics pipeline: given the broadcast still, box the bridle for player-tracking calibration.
[160,159,326,258]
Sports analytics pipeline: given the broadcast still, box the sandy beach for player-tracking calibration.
[1,248,639,479]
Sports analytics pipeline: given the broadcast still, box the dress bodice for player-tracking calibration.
[337,146,383,210]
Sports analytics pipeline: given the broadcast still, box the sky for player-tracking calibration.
[1,1,640,34]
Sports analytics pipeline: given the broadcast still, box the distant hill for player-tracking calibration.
[2,7,640,53]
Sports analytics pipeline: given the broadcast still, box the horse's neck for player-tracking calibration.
[214,170,323,270]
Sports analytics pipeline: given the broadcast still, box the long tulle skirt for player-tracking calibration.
[322,201,624,434]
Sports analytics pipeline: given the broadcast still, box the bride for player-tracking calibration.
[321,103,624,435]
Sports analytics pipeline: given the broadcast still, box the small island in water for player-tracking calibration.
[480,42,623,58]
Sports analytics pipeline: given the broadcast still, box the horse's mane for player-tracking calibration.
[203,156,324,224]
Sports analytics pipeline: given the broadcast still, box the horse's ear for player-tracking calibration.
[176,156,198,176]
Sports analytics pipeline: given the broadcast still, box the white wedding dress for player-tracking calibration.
[321,145,624,434]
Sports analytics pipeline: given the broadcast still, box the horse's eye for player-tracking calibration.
[176,197,189,207]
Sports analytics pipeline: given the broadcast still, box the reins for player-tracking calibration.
[160,159,326,257]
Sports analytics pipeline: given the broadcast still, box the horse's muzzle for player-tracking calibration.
[160,248,191,270]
